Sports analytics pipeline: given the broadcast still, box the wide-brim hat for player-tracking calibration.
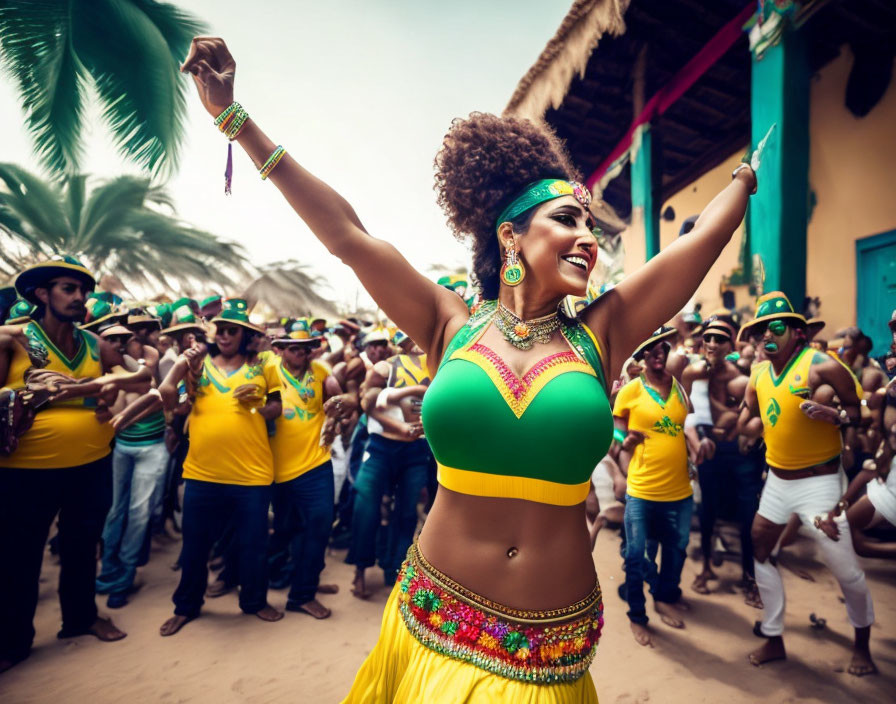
[99,324,133,339]
[632,326,678,360]
[15,256,96,304]
[272,330,322,347]
[127,314,162,329]
[737,291,807,342]
[361,327,390,346]
[211,297,264,335]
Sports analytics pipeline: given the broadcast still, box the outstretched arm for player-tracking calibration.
[585,169,754,379]
[181,37,468,361]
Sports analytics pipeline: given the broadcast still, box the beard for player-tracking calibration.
[51,304,87,324]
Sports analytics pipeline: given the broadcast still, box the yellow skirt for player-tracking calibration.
[342,581,599,703]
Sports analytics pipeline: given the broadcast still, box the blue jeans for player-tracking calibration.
[173,479,272,617]
[623,494,694,625]
[97,441,169,595]
[275,461,335,606]
[346,435,430,576]
[697,441,763,579]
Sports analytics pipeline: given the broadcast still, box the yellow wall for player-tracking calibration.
[617,46,896,332]
[806,47,896,335]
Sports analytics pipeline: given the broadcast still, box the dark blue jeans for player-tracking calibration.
[623,494,694,625]
[346,435,430,576]
[173,479,271,617]
[275,461,335,606]
[697,441,763,578]
[0,456,112,663]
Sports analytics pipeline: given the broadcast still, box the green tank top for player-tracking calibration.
[421,300,613,506]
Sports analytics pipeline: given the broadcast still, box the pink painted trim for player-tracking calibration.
[586,3,756,192]
[469,343,582,401]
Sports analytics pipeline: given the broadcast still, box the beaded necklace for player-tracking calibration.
[494,301,561,350]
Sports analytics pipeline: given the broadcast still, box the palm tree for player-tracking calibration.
[0,162,249,291]
[0,0,205,177]
[242,260,341,320]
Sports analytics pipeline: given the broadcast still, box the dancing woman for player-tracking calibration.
[181,37,755,702]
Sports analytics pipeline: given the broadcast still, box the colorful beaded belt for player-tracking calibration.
[396,543,603,684]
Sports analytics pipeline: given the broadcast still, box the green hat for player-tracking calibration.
[199,295,222,309]
[14,255,96,304]
[211,298,263,334]
[5,298,36,325]
[737,291,807,342]
[272,319,321,347]
[161,300,206,335]
[632,326,678,361]
[80,295,126,330]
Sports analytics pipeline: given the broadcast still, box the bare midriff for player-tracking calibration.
[417,486,597,612]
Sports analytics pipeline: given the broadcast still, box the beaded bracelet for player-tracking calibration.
[214,102,249,141]
[259,145,286,180]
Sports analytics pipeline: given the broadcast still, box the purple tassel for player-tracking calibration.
[224,142,233,195]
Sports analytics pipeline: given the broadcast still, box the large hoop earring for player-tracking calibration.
[500,244,525,287]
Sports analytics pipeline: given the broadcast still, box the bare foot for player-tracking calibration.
[87,617,126,642]
[691,571,714,595]
[160,614,194,637]
[670,598,691,612]
[630,621,653,647]
[848,649,877,677]
[351,570,371,599]
[290,598,331,619]
[749,637,786,666]
[655,602,685,628]
[744,581,763,609]
[317,583,339,594]
[254,605,284,622]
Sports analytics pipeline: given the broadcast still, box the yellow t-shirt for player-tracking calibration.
[750,347,842,470]
[272,359,332,483]
[182,355,281,485]
[0,322,113,469]
[613,375,692,502]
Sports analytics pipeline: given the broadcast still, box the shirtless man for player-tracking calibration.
[683,313,763,606]
[736,292,876,676]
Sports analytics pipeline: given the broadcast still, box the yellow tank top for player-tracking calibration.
[0,322,113,469]
[386,353,430,388]
[183,355,281,485]
[271,359,331,483]
[751,347,842,470]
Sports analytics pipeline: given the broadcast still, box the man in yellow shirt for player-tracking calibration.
[613,327,695,647]
[0,257,151,672]
[737,292,875,675]
[270,323,351,619]
[158,299,283,637]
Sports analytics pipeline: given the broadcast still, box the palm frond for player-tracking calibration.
[242,260,339,318]
[0,2,86,175]
[71,0,205,176]
[0,163,70,249]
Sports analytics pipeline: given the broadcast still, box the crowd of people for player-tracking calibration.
[0,33,894,703]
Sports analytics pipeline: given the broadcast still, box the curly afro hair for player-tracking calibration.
[434,113,580,299]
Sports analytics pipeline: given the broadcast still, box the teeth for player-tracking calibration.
[563,256,588,269]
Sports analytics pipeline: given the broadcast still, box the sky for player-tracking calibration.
[0,0,572,311]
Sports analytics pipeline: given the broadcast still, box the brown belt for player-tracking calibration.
[769,463,839,481]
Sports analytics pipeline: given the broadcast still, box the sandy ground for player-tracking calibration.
[1,524,894,704]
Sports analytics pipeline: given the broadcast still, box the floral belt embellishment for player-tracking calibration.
[396,556,603,684]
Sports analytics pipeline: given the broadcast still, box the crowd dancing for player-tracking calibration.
[0,34,894,702]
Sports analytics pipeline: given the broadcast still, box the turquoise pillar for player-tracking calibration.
[631,123,660,260]
[748,29,809,302]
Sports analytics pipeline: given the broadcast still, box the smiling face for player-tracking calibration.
[702,331,733,366]
[503,195,597,298]
[215,324,244,357]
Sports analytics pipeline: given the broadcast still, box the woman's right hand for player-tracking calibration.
[180,37,236,118]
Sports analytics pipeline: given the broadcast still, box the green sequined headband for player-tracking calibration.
[495,179,592,232]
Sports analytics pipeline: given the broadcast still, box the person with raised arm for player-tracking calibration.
[180,36,754,702]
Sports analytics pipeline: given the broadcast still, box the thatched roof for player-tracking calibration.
[505,0,631,121]
[241,261,340,319]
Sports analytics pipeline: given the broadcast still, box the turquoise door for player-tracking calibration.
[856,229,896,358]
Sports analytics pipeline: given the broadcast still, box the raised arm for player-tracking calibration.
[585,168,755,379]
[180,37,467,360]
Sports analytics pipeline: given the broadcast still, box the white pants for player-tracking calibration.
[754,471,874,636]
[330,435,349,503]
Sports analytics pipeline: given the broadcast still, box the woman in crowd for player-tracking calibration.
[180,36,755,702]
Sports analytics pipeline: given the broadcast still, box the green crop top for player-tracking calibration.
[421,300,613,506]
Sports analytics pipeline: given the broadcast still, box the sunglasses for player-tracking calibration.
[218,326,242,337]
[702,333,730,344]
[750,319,788,338]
